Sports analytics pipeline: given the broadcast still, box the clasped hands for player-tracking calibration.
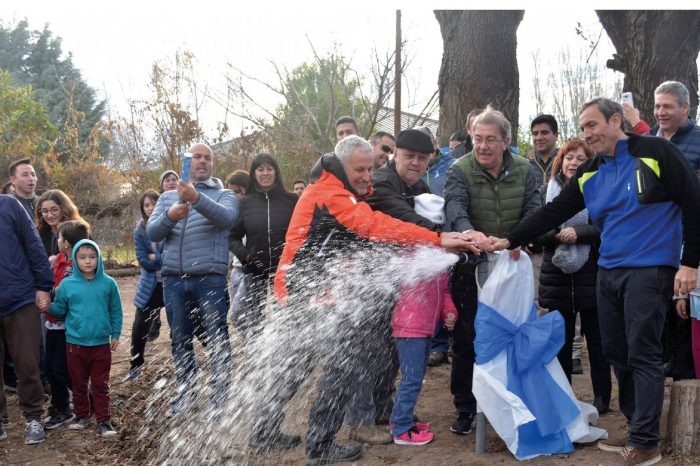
[440,230,520,260]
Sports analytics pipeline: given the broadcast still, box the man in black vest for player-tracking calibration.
[444,106,540,435]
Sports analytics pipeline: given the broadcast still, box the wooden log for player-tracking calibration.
[666,379,700,456]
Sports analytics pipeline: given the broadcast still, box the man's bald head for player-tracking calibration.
[188,143,214,182]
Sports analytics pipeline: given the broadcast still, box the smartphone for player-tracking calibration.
[181,152,192,182]
[621,92,634,107]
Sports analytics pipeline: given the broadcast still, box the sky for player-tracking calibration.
[2,0,688,138]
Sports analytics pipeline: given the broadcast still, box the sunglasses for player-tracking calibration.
[381,145,394,154]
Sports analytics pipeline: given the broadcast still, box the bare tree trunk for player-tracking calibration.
[666,379,700,456]
[596,11,700,124]
[435,10,524,145]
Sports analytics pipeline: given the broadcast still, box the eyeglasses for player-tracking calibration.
[381,145,394,154]
[40,207,61,216]
[472,136,503,146]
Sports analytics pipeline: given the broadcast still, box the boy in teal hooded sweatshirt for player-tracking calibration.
[49,239,122,437]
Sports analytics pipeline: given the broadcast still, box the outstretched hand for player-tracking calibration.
[487,236,510,252]
[440,232,480,254]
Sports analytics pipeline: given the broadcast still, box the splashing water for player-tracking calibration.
[135,244,458,464]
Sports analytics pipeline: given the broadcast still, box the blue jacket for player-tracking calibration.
[133,222,163,309]
[423,153,455,197]
[0,195,54,316]
[507,134,700,269]
[648,118,700,171]
[147,178,238,276]
[50,239,123,346]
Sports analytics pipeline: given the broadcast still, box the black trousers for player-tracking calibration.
[45,328,71,412]
[450,266,478,416]
[551,304,611,402]
[130,282,165,369]
[597,266,674,449]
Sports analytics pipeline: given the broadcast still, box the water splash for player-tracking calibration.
[134,244,458,464]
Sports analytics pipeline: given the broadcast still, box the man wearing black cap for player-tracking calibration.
[341,129,439,445]
[367,129,437,228]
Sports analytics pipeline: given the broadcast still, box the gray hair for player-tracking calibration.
[471,105,511,142]
[579,97,624,129]
[655,81,690,106]
[335,135,373,163]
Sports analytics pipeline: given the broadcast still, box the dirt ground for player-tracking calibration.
[0,276,696,465]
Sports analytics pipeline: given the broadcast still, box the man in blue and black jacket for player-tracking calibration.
[490,98,700,466]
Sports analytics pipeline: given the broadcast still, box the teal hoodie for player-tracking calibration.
[50,239,123,346]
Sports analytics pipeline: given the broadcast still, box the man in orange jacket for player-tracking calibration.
[250,136,475,465]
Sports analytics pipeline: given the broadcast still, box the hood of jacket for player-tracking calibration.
[194,177,224,189]
[71,239,105,281]
[310,152,374,198]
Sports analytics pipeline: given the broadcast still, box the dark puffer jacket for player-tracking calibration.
[648,117,700,171]
[230,187,298,278]
[367,159,437,231]
[536,176,600,313]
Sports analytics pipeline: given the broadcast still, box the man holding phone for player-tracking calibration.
[147,143,239,416]
[622,81,700,176]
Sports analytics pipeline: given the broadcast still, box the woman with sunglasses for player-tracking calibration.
[536,138,612,414]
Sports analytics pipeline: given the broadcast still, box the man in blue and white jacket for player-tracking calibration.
[147,143,238,414]
[490,98,700,466]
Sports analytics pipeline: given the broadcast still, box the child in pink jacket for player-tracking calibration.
[390,193,458,445]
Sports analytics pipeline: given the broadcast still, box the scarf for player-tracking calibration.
[546,177,590,274]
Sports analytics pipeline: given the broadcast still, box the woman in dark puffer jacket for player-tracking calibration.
[536,138,612,414]
[230,153,298,341]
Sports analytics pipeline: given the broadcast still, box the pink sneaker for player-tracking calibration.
[414,421,431,432]
[393,428,434,445]
[389,421,431,433]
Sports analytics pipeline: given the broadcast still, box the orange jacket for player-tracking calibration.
[274,154,441,303]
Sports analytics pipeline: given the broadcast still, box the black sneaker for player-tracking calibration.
[99,421,117,437]
[43,412,76,430]
[0,424,7,441]
[249,431,301,452]
[450,412,474,435]
[593,396,610,415]
[428,352,448,367]
[571,358,583,375]
[306,442,362,465]
[68,417,90,430]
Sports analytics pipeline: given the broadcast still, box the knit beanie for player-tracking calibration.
[414,193,445,225]
[159,170,179,189]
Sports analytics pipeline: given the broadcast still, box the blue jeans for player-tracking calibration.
[163,274,231,404]
[390,337,431,436]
